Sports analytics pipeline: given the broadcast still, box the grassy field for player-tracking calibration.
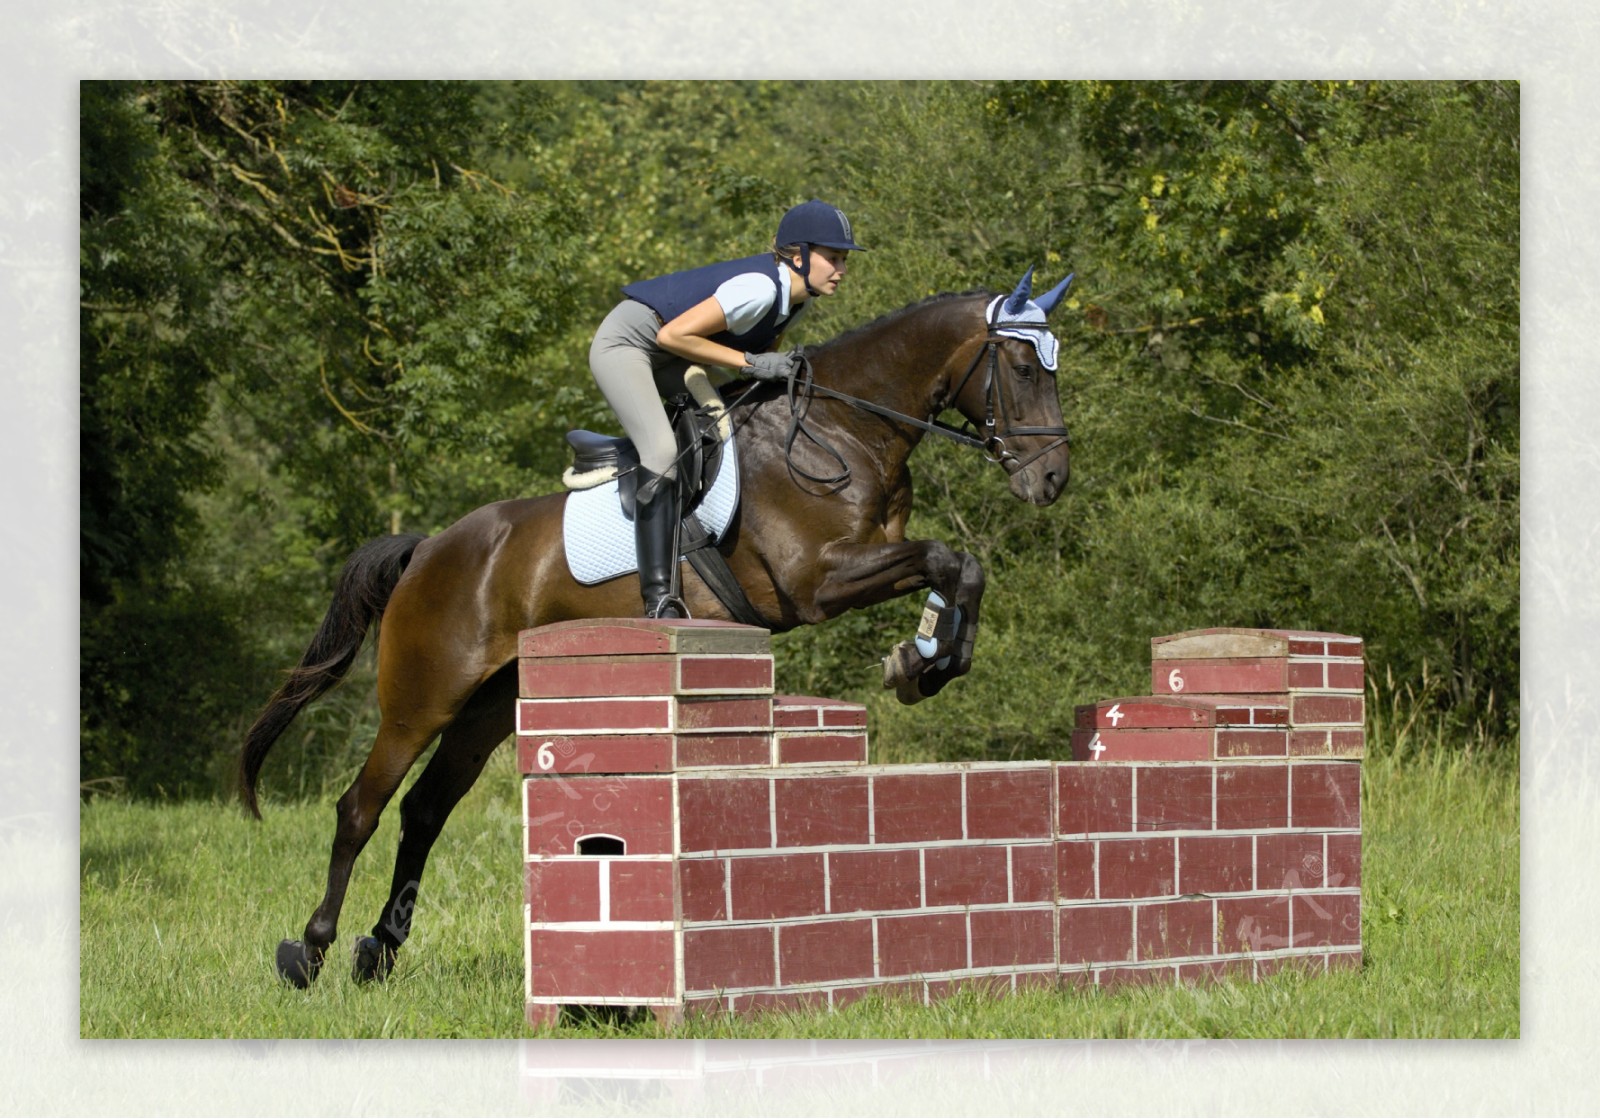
[79,718,1518,1039]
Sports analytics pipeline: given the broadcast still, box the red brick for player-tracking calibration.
[679,857,727,921]
[828,848,922,913]
[873,771,964,844]
[966,767,1054,839]
[1325,833,1362,889]
[1327,640,1363,658]
[1097,964,1176,989]
[1292,763,1361,829]
[519,656,675,698]
[1178,834,1254,894]
[1056,840,1096,900]
[1180,958,1254,984]
[1331,730,1365,757]
[970,908,1055,968]
[1071,728,1210,762]
[774,775,870,847]
[776,732,868,765]
[1291,694,1364,726]
[1058,765,1134,835]
[778,919,875,985]
[1327,661,1365,690]
[527,928,676,999]
[879,911,968,976]
[1219,895,1292,953]
[518,696,673,735]
[1075,697,1212,729]
[1216,764,1290,830]
[524,774,673,857]
[520,618,768,658]
[609,860,676,922]
[1135,765,1213,831]
[773,695,867,728]
[683,925,775,991]
[1289,729,1332,756]
[1011,843,1058,903]
[733,989,828,1015]
[678,775,771,852]
[678,696,773,732]
[525,860,600,922]
[1059,904,1135,966]
[1097,837,1176,899]
[1287,661,1324,689]
[1257,831,1328,891]
[517,733,675,775]
[729,853,827,919]
[1215,729,1288,757]
[924,845,1010,907]
[678,654,774,693]
[675,733,772,768]
[1154,658,1287,696]
[1293,893,1362,947]
[1136,899,1214,960]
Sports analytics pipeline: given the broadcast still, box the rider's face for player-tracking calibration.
[794,246,849,297]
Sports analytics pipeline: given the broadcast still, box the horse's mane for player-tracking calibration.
[807,289,994,355]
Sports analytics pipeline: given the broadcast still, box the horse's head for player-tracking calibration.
[944,268,1074,507]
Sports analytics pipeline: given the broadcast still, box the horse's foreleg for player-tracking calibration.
[352,665,517,983]
[811,538,986,703]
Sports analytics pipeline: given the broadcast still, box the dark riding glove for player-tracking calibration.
[743,350,801,381]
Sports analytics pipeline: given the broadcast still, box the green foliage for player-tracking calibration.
[79,81,1519,799]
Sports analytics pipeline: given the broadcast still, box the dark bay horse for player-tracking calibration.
[243,270,1074,987]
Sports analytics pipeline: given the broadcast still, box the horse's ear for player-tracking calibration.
[1036,272,1075,317]
[1003,266,1036,315]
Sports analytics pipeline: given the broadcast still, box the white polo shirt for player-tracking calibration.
[714,263,807,337]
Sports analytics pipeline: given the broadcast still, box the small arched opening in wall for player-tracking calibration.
[576,834,625,856]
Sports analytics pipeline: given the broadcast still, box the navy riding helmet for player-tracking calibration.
[776,199,867,252]
[776,200,867,296]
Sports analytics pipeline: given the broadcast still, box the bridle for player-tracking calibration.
[779,320,1072,488]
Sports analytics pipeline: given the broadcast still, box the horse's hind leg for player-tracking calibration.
[352,664,518,983]
[275,717,442,988]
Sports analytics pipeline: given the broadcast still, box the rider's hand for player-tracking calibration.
[743,350,802,381]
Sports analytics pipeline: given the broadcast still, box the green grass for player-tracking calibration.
[79,724,1518,1038]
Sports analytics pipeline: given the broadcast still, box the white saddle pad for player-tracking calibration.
[562,433,741,585]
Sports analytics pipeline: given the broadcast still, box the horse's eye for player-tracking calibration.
[1014,363,1035,381]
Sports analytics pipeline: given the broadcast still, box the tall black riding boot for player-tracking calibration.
[634,468,687,619]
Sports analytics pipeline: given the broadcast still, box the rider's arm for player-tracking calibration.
[655,297,751,370]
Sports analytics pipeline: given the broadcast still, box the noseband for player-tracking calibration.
[780,322,1072,488]
[944,323,1073,471]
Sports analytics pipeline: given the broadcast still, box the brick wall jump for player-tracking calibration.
[518,620,1363,1025]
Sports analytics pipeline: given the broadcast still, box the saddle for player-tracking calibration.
[562,368,764,625]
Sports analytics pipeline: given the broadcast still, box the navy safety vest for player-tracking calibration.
[622,254,796,353]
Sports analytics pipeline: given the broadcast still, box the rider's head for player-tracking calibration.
[774,200,867,299]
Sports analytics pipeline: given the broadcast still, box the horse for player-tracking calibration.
[242,267,1075,987]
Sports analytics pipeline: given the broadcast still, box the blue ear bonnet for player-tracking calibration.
[990,266,1073,372]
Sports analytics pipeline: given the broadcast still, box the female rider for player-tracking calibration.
[588,199,866,619]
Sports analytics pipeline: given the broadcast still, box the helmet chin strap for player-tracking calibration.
[782,245,824,299]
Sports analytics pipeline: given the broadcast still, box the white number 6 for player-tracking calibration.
[1168,668,1185,693]
[536,741,556,771]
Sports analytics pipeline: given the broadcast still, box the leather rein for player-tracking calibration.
[781,320,1072,488]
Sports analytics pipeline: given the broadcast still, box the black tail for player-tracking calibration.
[238,533,426,818]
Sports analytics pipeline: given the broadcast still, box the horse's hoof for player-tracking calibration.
[351,936,396,983]
[276,939,321,989]
[882,642,925,705]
